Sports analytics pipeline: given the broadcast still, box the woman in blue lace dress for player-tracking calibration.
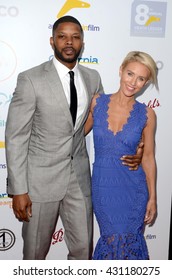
[85,51,158,260]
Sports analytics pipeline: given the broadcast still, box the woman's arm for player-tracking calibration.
[142,107,157,225]
[84,94,99,136]
[84,111,93,136]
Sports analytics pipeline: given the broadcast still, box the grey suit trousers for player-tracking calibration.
[22,166,93,260]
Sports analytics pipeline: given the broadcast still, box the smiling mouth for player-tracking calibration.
[126,84,135,91]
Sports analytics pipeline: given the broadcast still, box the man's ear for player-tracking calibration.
[79,42,85,57]
[50,37,54,50]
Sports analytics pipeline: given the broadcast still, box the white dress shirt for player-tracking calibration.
[52,57,88,128]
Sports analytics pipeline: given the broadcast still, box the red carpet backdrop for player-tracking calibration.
[0,0,171,259]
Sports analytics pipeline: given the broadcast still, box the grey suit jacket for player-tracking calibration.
[5,60,104,202]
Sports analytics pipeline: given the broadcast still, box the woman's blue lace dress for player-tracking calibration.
[92,94,149,260]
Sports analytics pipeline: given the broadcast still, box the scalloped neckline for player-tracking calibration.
[106,94,137,137]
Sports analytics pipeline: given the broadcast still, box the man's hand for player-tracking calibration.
[120,142,144,170]
[12,193,32,222]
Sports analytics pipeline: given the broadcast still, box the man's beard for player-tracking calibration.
[54,45,81,64]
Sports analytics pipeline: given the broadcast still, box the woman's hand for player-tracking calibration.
[144,199,157,225]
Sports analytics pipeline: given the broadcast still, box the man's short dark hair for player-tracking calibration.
[52,15,83,36]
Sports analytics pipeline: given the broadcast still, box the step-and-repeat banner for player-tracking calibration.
[0,0,171,260]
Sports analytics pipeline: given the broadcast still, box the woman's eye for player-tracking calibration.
[139,77,145,82]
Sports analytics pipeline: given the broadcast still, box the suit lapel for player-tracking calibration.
[43,61,93,131]
[44,61,73,125]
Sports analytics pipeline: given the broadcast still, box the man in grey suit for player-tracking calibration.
[5,16,142,260]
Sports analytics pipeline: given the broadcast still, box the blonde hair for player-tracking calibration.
[121,51,159,90]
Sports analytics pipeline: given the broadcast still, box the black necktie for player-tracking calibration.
[69,71,77,126]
